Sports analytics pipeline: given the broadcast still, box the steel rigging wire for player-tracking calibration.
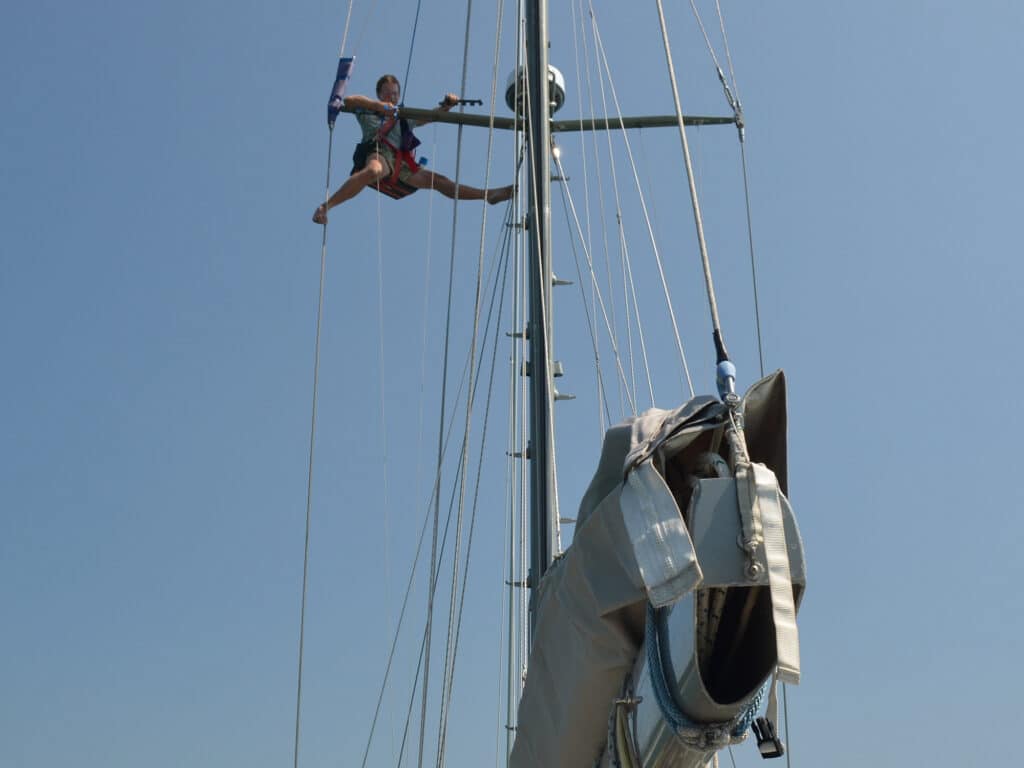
[689,0,767,379]
[297,0,463,764]
[589,3,696,398]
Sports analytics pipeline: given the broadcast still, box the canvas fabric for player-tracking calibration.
[509,371,789,768]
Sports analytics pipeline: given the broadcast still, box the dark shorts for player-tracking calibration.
[352,142,417,184]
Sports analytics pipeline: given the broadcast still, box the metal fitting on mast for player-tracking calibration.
[505,65,566,116]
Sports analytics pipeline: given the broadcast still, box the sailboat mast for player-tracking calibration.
[524,0,556,633]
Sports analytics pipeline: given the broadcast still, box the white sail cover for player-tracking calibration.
[510,371,790,768]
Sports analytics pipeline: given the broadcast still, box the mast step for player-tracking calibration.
[521,360,566,377]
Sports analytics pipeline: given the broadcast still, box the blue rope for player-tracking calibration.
[645,603,690,732]
[732,677,768,736]
[644,603,768,747]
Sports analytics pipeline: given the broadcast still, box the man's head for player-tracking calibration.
[376,75,401,105]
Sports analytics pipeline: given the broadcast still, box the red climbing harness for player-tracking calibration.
[373,115,421,199]
[348,113,422,200]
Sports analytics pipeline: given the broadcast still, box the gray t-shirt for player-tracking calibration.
[355,110,419,146]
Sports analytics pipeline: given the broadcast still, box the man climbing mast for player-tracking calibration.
[312,74,513,223]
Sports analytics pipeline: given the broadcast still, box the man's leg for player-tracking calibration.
[409,170,513,204]
[313,156,388,223]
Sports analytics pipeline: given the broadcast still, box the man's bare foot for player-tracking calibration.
[487,185,514,205]
[312,204,327,224]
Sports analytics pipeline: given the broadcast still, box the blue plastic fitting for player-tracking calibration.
[716,360,737,400]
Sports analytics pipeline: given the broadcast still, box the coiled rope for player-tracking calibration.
[645,603,767,749]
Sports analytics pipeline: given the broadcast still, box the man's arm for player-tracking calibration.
[415,93,458,127]
[343,94,395,114]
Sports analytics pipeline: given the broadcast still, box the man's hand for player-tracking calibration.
[439,93,459,110]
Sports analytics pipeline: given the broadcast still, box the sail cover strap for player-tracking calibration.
[766,672,780,727]
[620,459,703,608]
[740,462,801,684]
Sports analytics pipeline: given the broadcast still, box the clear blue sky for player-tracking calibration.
[3,2,1022,767]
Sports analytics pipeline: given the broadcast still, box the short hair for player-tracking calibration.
[376,74,400,97]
